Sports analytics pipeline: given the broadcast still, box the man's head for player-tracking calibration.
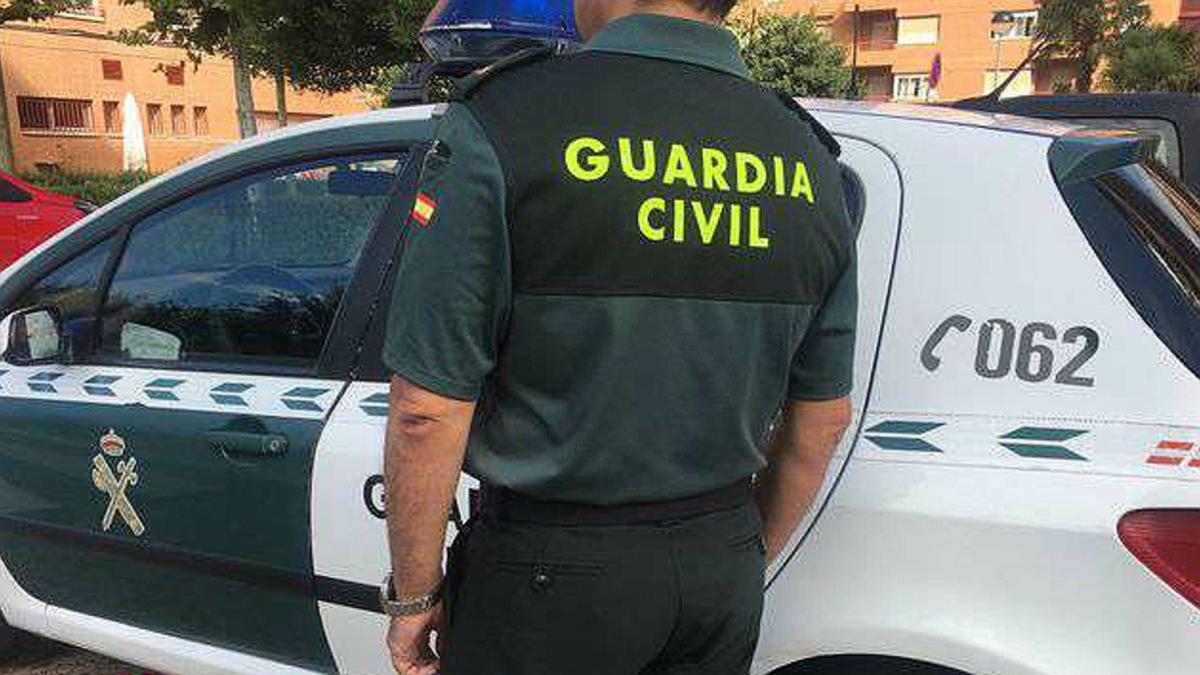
[574,0,737,41]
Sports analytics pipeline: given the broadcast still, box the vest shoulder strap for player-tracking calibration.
[453,46,558,100]
[774,92,841,158]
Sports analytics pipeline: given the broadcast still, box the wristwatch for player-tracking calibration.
[379,572,443,617]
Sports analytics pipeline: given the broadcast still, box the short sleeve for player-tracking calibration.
[383,103,511,400]
[787,158,864,403]
[788,246,858,402]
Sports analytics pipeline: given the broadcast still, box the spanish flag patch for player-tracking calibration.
[412,193,437,227]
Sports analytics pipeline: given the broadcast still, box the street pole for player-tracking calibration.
[849,4,860,98]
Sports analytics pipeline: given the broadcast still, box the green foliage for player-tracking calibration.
[119,0,432,93]
[18,168,154,206]
[1035,0,1151,92]
[1105,24,1200,93]
[730,13,856,98]
[0,0,76,24]
[237,0,433,94]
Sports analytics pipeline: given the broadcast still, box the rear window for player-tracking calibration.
[1058,158,1200,377]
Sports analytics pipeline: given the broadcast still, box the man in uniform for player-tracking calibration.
[381,1,857,673]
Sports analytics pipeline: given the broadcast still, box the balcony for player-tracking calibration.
[856,10,897,51]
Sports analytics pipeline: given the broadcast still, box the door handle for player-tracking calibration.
[206,430,288,457]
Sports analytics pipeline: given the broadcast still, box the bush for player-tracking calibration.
[1105,24,1200,93]
[17,168,155,207]
[730,13,859,98]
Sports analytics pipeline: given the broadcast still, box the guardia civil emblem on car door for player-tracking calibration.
[91,429,145,536]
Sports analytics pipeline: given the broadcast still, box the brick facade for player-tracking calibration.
[0,0,372,173]
[741,0,1188,101]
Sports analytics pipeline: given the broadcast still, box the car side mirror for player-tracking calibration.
[1,306,65,366]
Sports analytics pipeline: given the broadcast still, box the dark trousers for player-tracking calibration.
[441,486,766,675]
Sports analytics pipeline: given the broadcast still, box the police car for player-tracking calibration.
[0,95,1196,675]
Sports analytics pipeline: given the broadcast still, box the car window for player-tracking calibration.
[1058,158,1200,377]
[97,153,406,371]
[14,237,114,324]
[0,178,32,204]
[11,238,115,358]
[1061,117,1182,177]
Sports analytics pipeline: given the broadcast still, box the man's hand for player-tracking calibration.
[388,605,445,675]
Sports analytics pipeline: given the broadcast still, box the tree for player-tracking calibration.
[121,0,430,137]
[0,1,76,168]
[235,0,431,126]
[730,13,856,98]
[119,0,263,138]
[1035,0,1151,93]
[1105,24,1200,93]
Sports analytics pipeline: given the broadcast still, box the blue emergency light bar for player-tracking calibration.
[419,0,582,68]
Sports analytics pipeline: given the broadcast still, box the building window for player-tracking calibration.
[103,100,121,135]
[897,16,939,45]
[165,65,185,86]
[17,97,94,134]
[146,104,164,137]
[858,10,897,50]
[193,106,209,136]
[102,59,123,81]
[992,10,1038,40]
[893,74,933,101]
[59,0,103,19]
[170,105,187,135]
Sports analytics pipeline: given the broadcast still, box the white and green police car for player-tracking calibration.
[0,100,1197,675]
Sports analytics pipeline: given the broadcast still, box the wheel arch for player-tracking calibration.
[768,654,973,675]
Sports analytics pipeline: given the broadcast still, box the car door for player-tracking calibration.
[0,151,410,671]
[0,177,37,269]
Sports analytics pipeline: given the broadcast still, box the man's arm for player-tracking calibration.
[385,375,476,599]
[755,397,851,564]
[383,376,475,675]
[380,102,510,674]
[759,173,859,564]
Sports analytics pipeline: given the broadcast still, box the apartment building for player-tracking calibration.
[746,0,1199,102]
[0,0,372,173]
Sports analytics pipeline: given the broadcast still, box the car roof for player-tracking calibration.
[803,98,1082,138]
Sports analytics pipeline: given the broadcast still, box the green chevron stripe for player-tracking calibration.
[1001,442,1087,461]
[866,421,944,435]
[866,435,942,453]
[1001,427,1087,442]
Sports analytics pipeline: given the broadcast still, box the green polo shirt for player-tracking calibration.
[385,14,857,504]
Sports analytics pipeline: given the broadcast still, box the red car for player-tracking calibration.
[0,169,94,270]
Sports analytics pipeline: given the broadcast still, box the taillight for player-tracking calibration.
[1118,509,1200,611]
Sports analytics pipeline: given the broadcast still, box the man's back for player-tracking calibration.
[440,19,855,503]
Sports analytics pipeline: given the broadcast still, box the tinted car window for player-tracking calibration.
[12,238,115,358]
[14,237,114,322]
[98,154,405,370]
[0,178,31,204]
[1059,159,1200,377]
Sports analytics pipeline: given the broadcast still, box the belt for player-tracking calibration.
[478,480,752,526]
